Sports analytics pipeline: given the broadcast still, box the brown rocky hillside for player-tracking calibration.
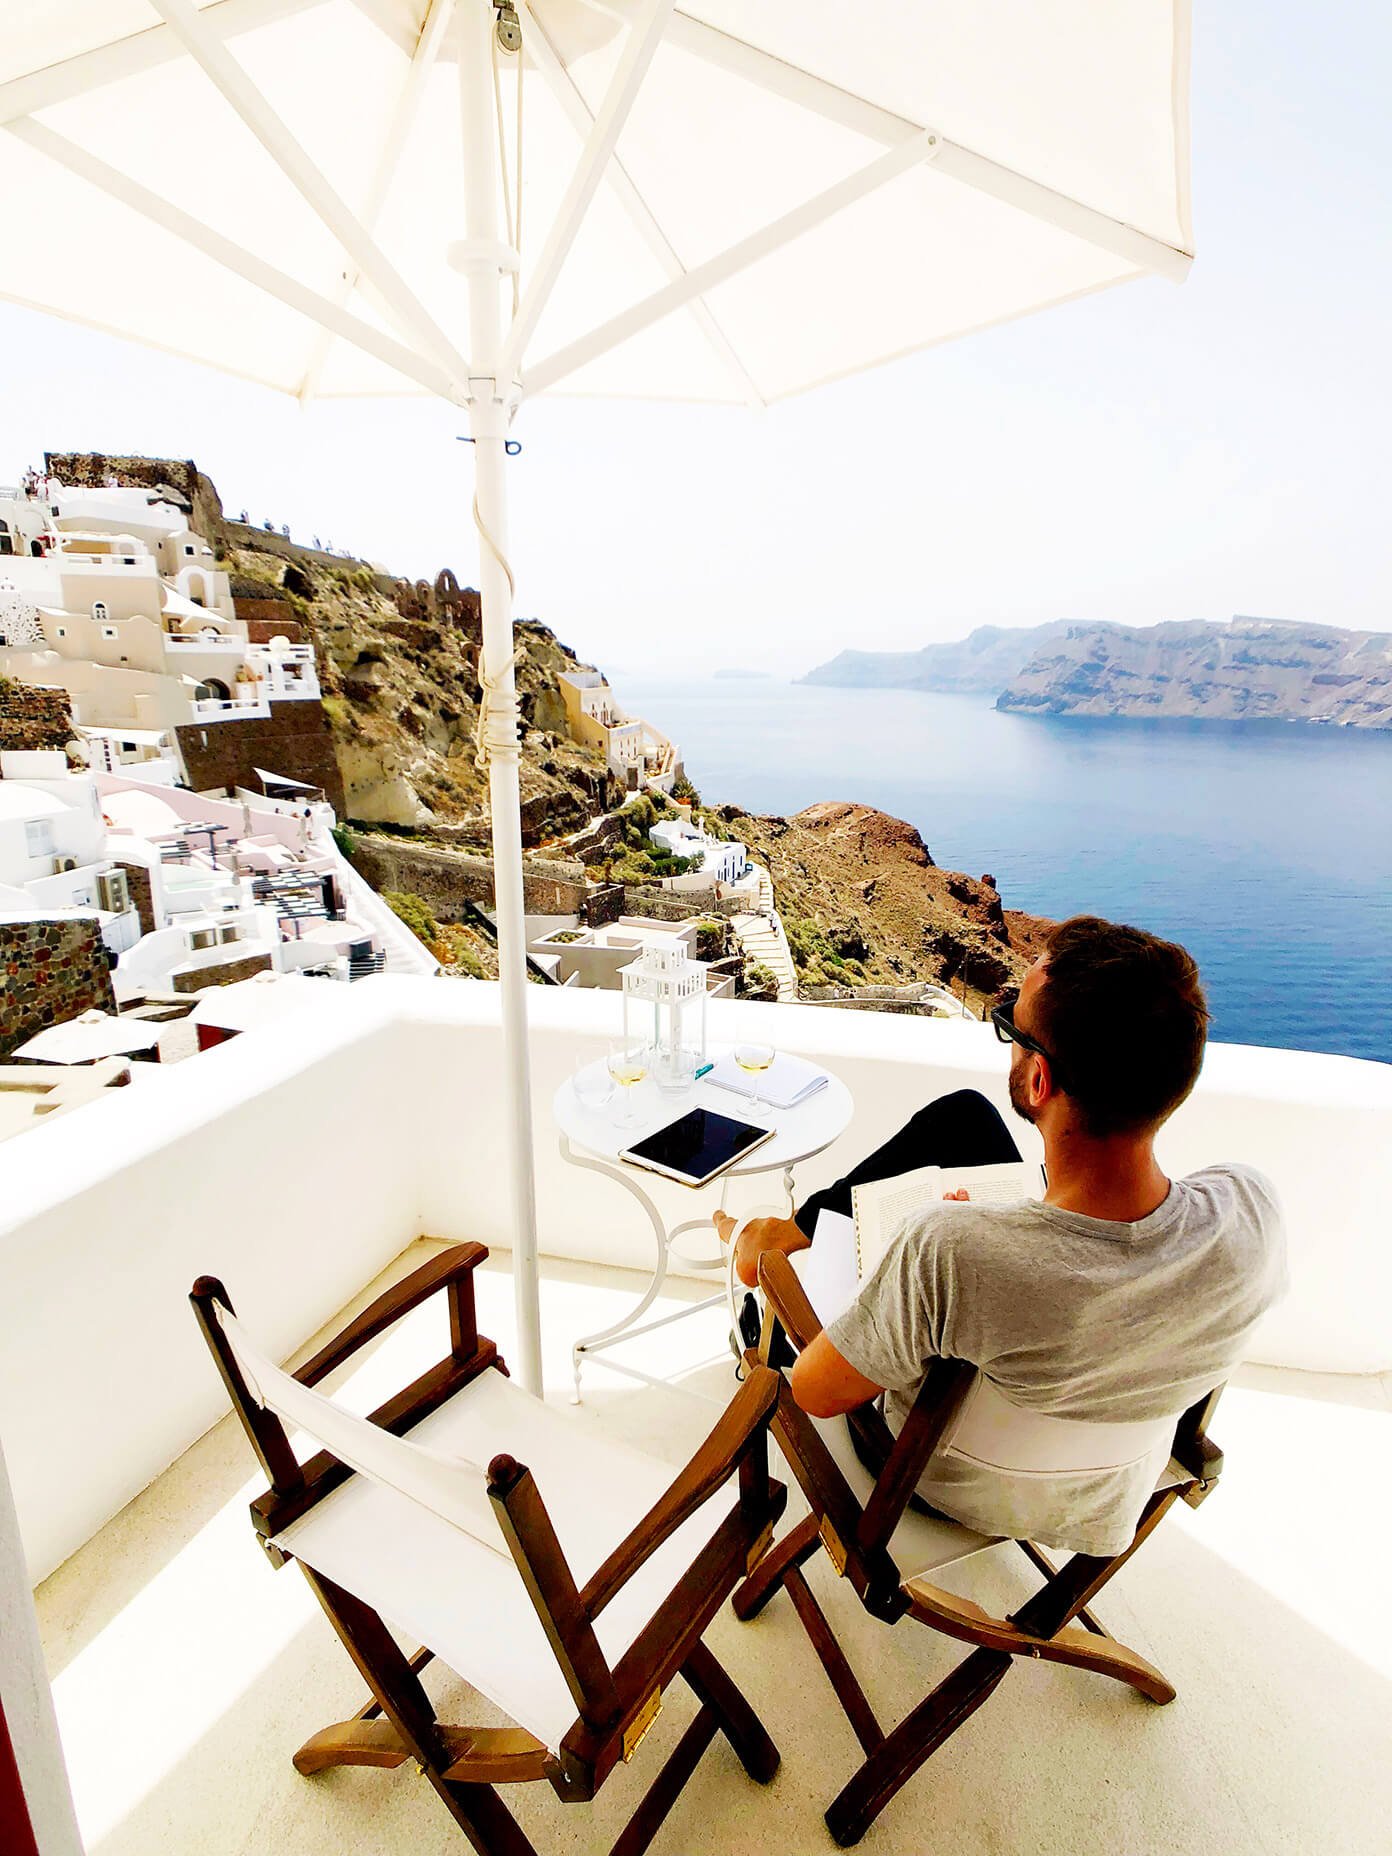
[710,801,1054,1006]
[229,539,621,841]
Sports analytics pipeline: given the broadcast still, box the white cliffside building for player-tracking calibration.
[557,668,678,794]
[0,752,141,956]
[649,812,748,883]
[0,481,317,778]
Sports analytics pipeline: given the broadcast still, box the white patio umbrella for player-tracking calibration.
[0,1,1192,1392]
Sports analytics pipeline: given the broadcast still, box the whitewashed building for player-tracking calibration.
[0,482,317,765]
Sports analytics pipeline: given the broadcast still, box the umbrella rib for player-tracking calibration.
[0,0,329,127]
[297,0,457,405]
[496,0,677,386]
[6,118,465,405]
[521,1,763,408]
[594,0,1192,280]
[146,0,474,386]
[523,126,942,398]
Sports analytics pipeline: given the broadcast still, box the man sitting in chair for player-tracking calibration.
[715,915,1287,1555]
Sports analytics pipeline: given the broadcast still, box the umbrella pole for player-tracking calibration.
[460,0,542,1397]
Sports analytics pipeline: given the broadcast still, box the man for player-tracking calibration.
[715,916,1286,1555]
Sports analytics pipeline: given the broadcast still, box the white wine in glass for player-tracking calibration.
[733,1041,775,1116]
[607,1039,650,1128]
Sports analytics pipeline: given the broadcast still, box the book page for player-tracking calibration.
[853,1161,1042,1280]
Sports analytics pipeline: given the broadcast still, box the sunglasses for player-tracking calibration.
[990,993,1069,1091]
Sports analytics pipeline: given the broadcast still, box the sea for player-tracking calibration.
[621,675,1392,1066]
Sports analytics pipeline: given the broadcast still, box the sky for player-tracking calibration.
[2,3,1388,679]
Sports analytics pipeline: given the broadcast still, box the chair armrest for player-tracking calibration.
[295,1243,488,1387]
[757,1250,824,1357]
[579,1365,782,1618]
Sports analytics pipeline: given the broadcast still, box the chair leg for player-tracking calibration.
[681,1639,780,1783]
[438,1778,544,1856]
[608,1706,720,1856]
[783,1568,883,1759]
[732,1512,819,1620]
[824,1648,1012,1848]
[293,1717,413,1774]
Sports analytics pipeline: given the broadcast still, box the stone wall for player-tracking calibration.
[44,452,224,545]
[0,678,74,754]
[351,835,588,918]
[172,950,272,993]
[0,917,115,1057]
[112,857,156,936]
[175,702,346,815]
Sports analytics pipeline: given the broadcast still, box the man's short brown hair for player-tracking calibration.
[1031,916,1209,1137]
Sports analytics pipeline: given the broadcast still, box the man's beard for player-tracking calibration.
[1008,1058,1037,1124]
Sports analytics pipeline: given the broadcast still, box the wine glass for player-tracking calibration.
[607,1038,651,1129]
[733,1040,775,1117]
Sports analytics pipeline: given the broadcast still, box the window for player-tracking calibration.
[55,625,67,639]
[101,627,118,641]
[189,928,217,951]
[25,819,53,857]
[92,600,108,622]
[184,544,195,556]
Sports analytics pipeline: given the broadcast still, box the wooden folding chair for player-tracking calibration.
[735,1250,1224,1847]
[191,1243,787,1856]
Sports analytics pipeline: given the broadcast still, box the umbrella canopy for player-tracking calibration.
[0,3,1193,1392]
[15,1010,161,1064]
[0,2,1190,404]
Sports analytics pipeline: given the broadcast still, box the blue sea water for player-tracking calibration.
[621,677,1392,1065]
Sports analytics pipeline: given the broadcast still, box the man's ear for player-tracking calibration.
[1031,1053,1054,1110]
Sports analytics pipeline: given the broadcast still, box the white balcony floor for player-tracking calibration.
[35,1242,1392,1856]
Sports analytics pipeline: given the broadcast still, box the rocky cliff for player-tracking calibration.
[801,621,1082,694]
[706,800,1053,1010]
[997,617,1392,727]
[803,614,1392,730]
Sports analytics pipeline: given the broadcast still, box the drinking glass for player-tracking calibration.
[607,1038,651,1129]
[655,1044,699,1097]
[573,1053,613,1116]
[733,1040,775,1117]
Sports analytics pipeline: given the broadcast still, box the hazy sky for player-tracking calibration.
[3,3,1388,678]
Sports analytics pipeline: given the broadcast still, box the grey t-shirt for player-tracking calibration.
[824,1164,1286,1555]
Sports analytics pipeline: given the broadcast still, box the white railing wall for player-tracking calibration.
[0,977,1388,1584]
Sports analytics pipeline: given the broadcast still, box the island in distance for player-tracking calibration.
[802,615,1392,730]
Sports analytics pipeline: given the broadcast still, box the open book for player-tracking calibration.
[851,1160,1045,1281]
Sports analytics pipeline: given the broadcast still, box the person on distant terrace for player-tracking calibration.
[715,915,1287,1552]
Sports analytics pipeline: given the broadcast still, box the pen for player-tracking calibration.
[694,1061,714,1080]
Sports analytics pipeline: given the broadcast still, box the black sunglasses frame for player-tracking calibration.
[990,996,1070,1091]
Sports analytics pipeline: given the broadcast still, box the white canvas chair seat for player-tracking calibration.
[219,1303,733,1756]
[808,1405,1001,1581]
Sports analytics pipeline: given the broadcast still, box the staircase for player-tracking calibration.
[316,831,441,978]
[730,862,798,1002]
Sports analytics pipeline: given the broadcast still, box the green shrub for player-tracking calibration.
[741,960,780,1001]
[384,890,440,947]
[694,916,726,962]
[330,822,357,859]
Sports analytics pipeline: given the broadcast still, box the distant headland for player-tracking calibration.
[801,616,1392,730]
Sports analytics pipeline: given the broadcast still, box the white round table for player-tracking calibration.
[554,1053,853,1399]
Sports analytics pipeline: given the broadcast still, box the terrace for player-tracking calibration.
[2,979,1389,1854]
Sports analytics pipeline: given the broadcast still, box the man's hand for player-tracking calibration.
[713,1210,809,1287]
[942,1188,971,1201]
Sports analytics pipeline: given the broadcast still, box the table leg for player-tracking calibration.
[563,1138,677,1402]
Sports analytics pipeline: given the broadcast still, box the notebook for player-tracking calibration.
[705,1051,829,1111]
[851,1160,1045,1281]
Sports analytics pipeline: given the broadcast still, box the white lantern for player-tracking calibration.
[621,940,708,1069]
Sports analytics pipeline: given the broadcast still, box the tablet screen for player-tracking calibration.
[622,1107,769,1184]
